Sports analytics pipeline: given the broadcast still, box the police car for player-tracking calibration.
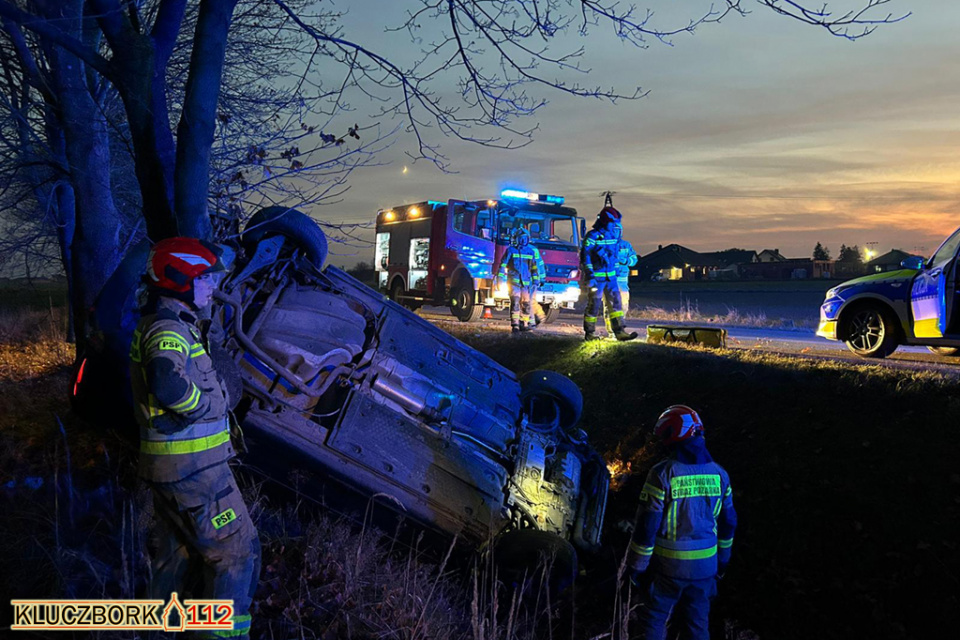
[817,227,960,358]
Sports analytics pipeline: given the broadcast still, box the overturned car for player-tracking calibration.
[78,208,609,562]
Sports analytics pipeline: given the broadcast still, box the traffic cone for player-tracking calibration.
[482,307,493,320]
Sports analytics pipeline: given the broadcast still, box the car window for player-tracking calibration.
[929,227,960,267]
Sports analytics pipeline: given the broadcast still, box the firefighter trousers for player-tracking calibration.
[584,280,625,335]
[604,290,630,333]
[147,462,260,639]
[509,284,534,328]
[641,573,717,640]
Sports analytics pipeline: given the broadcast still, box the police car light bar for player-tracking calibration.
[500,189,565,205]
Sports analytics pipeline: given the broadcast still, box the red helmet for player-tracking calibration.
[654,405,704,445]
[146,237,225,294]
[594,206,622,229]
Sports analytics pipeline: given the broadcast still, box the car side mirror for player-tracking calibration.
[901,256,924,270]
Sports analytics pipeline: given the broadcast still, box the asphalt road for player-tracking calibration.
[418,306,960,376]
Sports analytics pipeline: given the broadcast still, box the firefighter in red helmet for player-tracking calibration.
[627,405,737,640]
[130,237,259,639]
[581,206,637,341]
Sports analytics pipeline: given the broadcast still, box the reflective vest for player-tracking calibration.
[130,297,233,482]
[630,457,736,579]
[498,244,544,287]
[615,241,638,288]
[582,229,620,281]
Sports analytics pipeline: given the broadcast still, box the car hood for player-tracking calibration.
[837,268,919,289]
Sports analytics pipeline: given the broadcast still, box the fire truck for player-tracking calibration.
[375,189,584,322]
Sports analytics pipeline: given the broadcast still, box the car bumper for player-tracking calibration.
[816,319,838,340]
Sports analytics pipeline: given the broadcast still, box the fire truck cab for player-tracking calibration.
[376,190,584,322]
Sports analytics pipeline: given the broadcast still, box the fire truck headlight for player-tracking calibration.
[497,283,510,297]
[568,269,579,279]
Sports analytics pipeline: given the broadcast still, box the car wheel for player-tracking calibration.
[927,346,960,357]
[492,529,578,594]
[841,303,898,358]
[242,206,328,270]
[450,280,483,322]
[540,302,562,324]
[519,370,583,431]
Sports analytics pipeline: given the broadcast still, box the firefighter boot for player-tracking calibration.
[612,317,638,342]
[584,317,601,341]
[512,325,520,334]
[520,321,533,332]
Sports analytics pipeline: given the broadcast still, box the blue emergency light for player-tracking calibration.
[500,189,564,205]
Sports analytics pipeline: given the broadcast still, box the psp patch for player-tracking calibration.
[670,474,721,499]
[212,508,237,530]
[158,340,185,353]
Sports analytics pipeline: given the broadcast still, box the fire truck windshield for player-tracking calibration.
[498,210,578,247]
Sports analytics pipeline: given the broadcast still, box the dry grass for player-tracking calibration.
[628,299,815,330]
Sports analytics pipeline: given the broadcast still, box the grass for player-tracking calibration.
[444,327,960,640]
[627,299,816,330]
[5,305,957,639]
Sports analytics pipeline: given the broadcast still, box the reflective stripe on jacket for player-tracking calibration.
[581,229,620,280]
[629,457,736,579]
[498,245,543,287]
[130,297,233,482]
[615,240,638,288]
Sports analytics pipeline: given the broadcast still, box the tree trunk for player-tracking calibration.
[173,0,239,240]
[46,1,121,347]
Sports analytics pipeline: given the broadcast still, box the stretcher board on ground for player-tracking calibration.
[645,325,727,349]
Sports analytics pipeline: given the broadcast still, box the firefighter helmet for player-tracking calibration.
[146,237,226,294]
[512,227,530,247]
[594,206,622,230]
[654,405,704,444]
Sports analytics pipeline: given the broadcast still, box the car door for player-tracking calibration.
[910,227,960,338]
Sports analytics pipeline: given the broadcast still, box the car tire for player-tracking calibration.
[450,280,483,322]
[491,529,578,594]
[519,370,583,431]
[927,346,960,357]
[242,206,328,270]
[841,303,899,358]
[540,302,562,324]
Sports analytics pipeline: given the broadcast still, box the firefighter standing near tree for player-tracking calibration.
[582,206,638,341]
[605,236,638,335]
[626,405,737,640]
[130,238,260,640]
[496,228,544,333]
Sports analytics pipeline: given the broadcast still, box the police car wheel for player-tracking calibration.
[841,303,898,359]
[928,346,960,357]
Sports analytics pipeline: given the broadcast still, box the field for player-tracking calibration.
[1,284,957,639]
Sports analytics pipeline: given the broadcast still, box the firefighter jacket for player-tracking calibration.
[582,228,621,282]
[498,244,544,288]
[130,296,233,483]
[629,440,737,580]
[616,241,638,289]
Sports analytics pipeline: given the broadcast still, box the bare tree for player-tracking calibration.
[0,0,907,346]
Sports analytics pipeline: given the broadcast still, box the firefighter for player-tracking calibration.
[581,207,637,341]
[626,405,737,640]
[496,228,544,333]
[130,238,259,640]
[605,237,638,335]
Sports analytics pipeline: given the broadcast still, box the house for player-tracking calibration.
[636,244,757,281]
[741,258,834,280]
[865,249,921,273]
[757,248,787,263]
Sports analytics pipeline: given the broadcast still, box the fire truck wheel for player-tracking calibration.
[390,280,420,310]
[450,282,483,322]
[242,206,328,270]
[540,303,562,324]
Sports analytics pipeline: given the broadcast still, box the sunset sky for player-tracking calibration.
[318,0,960,267]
